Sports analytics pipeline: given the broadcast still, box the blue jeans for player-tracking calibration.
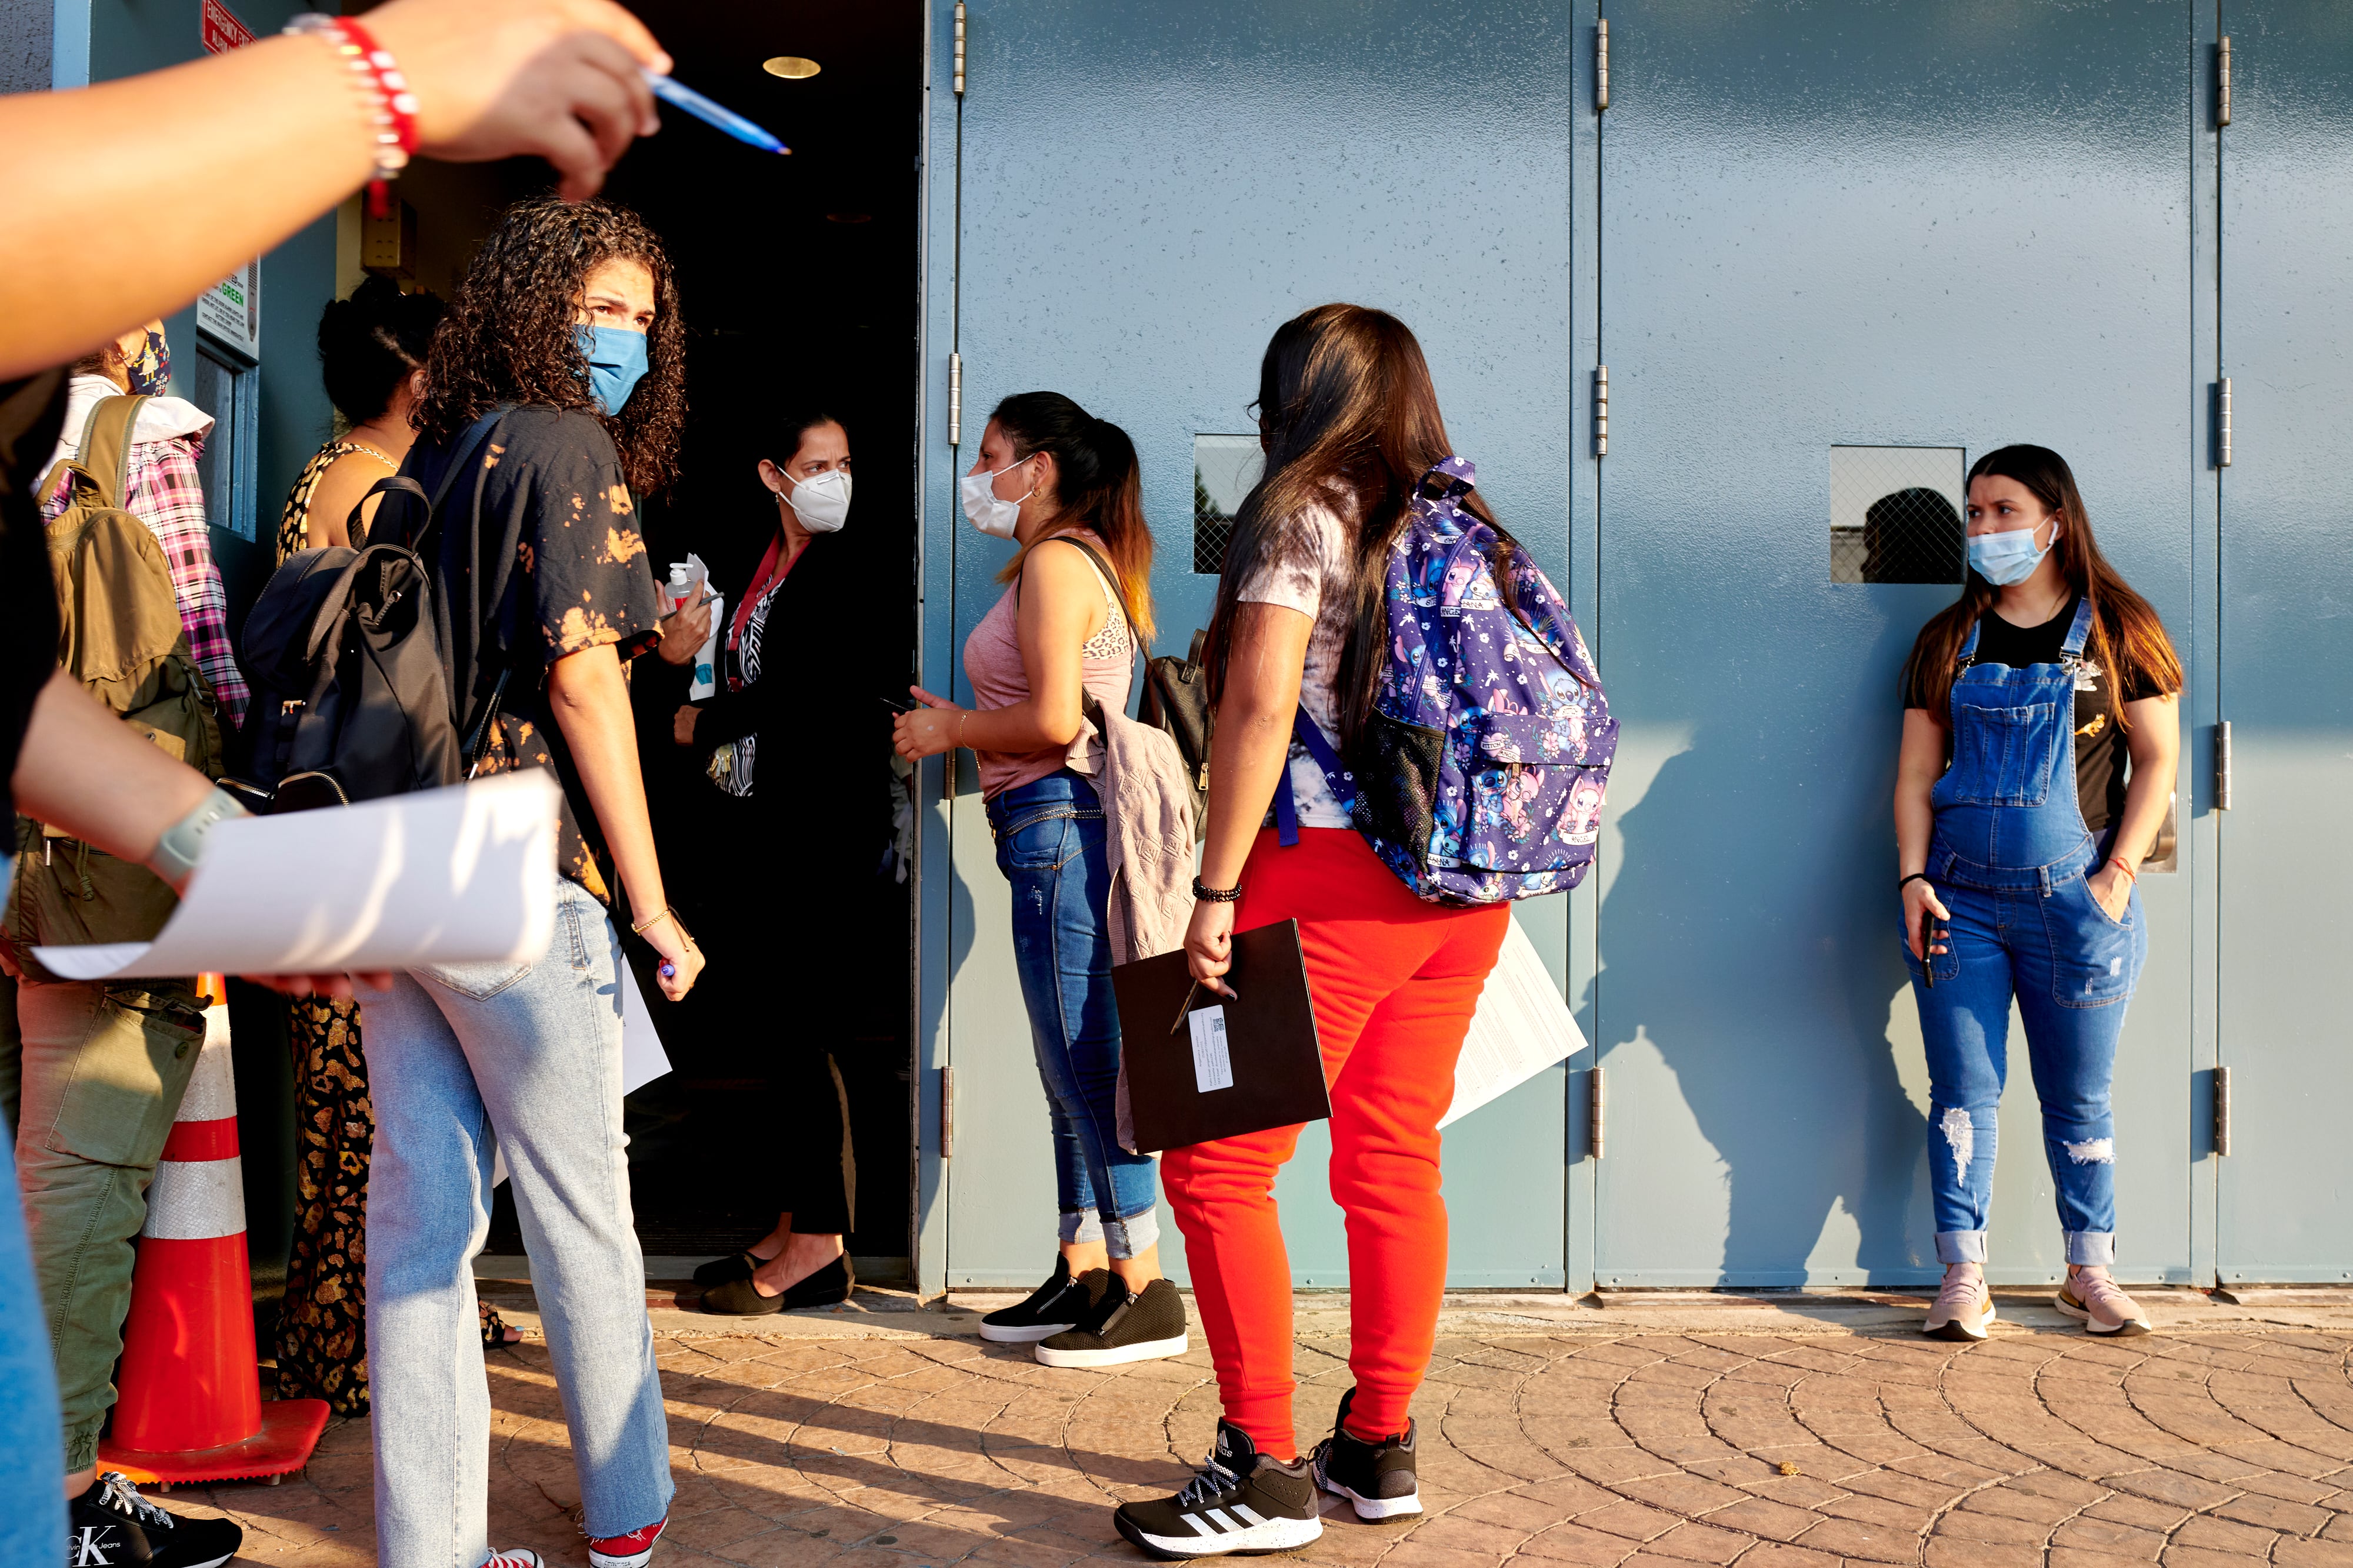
[1904,857,2146,1267]
[362,876,671,1566]
[989,771,1161,1258]
[0,843,63,1555]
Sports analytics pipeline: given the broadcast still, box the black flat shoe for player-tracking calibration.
[699,1275,786,1315]
[781,1255,854,1309]
[692,1250,761,1288]
[699,1255,855,1315]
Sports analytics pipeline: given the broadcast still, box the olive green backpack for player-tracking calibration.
[2,395,223,978]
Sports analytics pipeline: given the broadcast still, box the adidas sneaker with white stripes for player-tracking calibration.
[1112,1420,1324,1559]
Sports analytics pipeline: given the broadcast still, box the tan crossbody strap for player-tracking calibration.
[75,394,148,513]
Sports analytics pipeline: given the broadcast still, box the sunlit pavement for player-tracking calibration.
[154,1285,2353,1568]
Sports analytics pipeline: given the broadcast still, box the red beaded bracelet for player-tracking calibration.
[285,13,418,218]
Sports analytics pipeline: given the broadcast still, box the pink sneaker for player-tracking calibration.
[1922,1270,1995,1341]
[589,1517,667,1568]
[2057,1270,2151,1336]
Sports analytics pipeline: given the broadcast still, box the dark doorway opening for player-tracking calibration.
[462,0,926,1277]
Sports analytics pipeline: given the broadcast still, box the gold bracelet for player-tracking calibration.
[957,711,969,748]
[631,905,679,935]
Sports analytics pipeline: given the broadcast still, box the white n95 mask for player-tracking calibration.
[782,468,851,533]
[959,458,1031,539]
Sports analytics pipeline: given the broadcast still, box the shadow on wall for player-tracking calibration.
[1594,610,1941,1286]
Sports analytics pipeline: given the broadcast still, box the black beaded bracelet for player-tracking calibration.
[1192,878,1242,904]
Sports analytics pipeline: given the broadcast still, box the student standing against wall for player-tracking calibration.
[1897,445,2181,1342]
[892,393,1190,1367]
[1121,306,1523,1557]
[672,411,871,1314]
[362,196,702,1568]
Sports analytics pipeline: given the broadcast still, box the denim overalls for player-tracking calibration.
[1907,599,2147,1268]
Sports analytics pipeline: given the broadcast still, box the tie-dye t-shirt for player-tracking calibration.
[422,407,661,902]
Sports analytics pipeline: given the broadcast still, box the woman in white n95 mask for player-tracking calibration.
[670,409,869,1315]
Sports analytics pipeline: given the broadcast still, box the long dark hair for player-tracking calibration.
[1901,444,2182,726]
[318,275,443,425]
[1205,303,1529,749]
[416,196,686,496]
[991,392,1157,643]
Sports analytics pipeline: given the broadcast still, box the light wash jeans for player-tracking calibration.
[362,876,671,1566]
[0,850,64,1558]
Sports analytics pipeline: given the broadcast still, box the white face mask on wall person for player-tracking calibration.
[959,456,1033,539]
[781,468,851,533]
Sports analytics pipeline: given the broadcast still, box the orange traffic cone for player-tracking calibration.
[99,977,328,1487]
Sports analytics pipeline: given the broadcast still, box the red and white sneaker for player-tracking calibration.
[589,1517,667,1568]
[484,1552,544,1568]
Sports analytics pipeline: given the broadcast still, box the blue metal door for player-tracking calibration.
[2214,2,2353,1283]
[928,0,1580,1289]
[1594,2,2199,1286]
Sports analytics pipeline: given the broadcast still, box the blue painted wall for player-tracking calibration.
[916,0,2349,1293]
[926,0,1578,1290]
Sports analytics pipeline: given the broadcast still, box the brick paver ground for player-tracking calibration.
[149,1309,2353,1568]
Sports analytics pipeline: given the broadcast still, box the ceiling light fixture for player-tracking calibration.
[763,56,821,79]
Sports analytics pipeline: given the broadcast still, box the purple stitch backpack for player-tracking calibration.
[1276,456,1616,906]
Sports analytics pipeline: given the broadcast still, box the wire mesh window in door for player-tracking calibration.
[1193,434,1264,575]
[1829,446,1965,584]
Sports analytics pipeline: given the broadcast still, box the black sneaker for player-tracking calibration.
[69,1471,243,1568]
[979,1256,1106,1344]
[1310,1386,1421,1520]
[1114,1420,1324,1559]
[1035,1276,1188,1367]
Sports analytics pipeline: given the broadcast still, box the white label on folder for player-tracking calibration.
[1188,1006,1234,1093]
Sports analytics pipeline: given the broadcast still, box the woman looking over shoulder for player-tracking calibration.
[1896,443,2181,1343]
[281,276,444,555]
[892,392,1189,1369]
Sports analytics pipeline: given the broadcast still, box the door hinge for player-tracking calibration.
[941,1065,956,1158]
[2214,1064,2232,1157]
[1595,19,1609,112]
[948,352,963,447]
[2217,35,2231,127]
[2215,719,2233,810]
[954,1,967,96]
[2217,376,2232,468]
[1588,1065,1606,1159]
[1593,365,1609,457]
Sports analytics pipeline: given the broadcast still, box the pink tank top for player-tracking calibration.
[963,531,1136,801]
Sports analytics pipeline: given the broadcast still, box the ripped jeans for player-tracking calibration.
[1905,866,2146,1267]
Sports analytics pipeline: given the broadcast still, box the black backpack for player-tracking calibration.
[231,409,510,812]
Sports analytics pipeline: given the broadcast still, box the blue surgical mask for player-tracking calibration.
[576,325,649,414]
[1967,519,2059,586]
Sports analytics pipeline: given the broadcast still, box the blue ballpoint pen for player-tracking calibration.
[642,69,791,156]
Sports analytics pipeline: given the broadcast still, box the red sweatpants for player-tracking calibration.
[1162,828,1508,1459]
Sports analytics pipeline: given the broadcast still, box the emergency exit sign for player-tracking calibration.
[201,0,255,54]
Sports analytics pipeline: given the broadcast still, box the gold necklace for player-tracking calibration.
[343,440,399,468]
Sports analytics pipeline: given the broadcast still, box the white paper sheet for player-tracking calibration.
[1439,915,1587,1129]
[35,773,559,981]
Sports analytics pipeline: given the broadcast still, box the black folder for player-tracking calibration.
[1111,919,1329,1153]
